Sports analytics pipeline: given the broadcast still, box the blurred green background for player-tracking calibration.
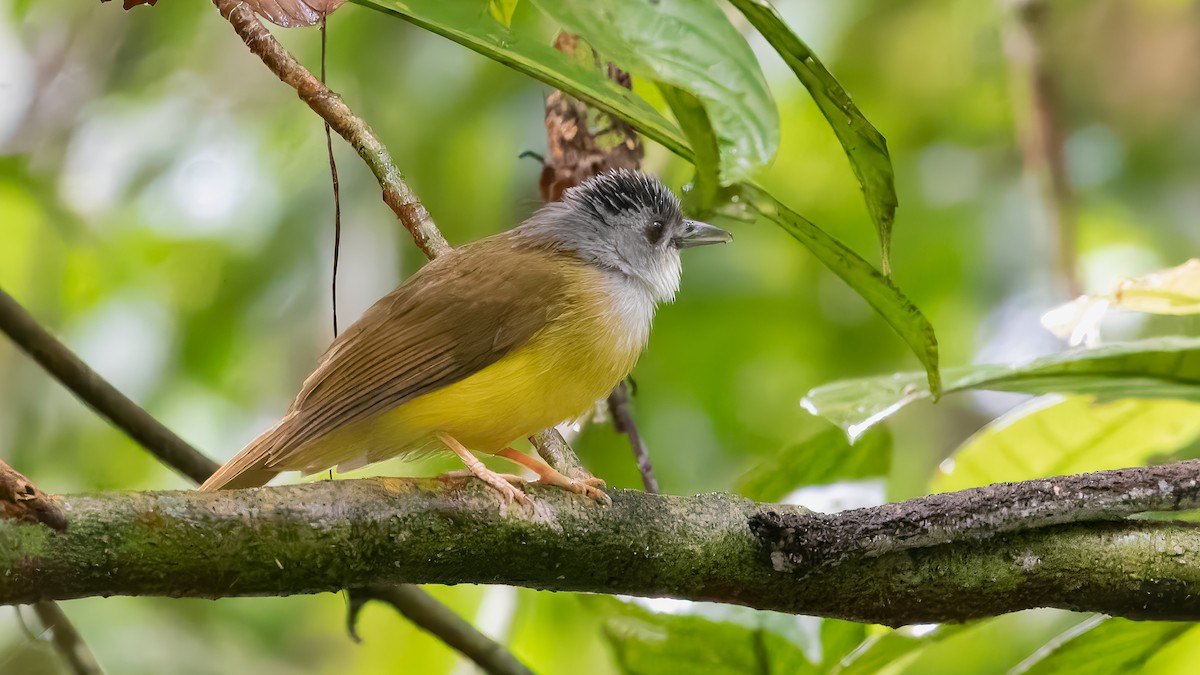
[2,0,1199,673]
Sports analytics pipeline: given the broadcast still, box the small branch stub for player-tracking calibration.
[752,460,1200,570]
[0,460,66,532]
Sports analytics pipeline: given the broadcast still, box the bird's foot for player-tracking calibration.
[437,433,531,506]
[495,448,611,506]
[470,465,531,505]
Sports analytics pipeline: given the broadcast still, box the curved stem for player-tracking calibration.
[348,585,533,675]
[32,601,103,675]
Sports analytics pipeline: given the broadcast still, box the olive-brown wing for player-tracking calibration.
[282,239,568,449]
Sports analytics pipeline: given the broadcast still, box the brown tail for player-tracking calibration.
[198,416,295,491]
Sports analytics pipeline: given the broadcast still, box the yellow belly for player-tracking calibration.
[340,277,651,462]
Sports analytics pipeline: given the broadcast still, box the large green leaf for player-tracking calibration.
[730,0,897,274]
[738,425,891,503]
[933,395,1200,492]
[804,337,1200,438]
[354,0,693,162]
[735,183,940,396]
[1015,618,1194,675]
[528,0,778,183]
[599,599,817,675]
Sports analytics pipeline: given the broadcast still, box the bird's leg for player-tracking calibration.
[436,432,530,505]
[494,448,611,505]
[440,469,527,485]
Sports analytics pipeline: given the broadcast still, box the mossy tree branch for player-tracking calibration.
[5,472,1199,627]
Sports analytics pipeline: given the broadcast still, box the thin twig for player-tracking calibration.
[1001,0,1081,297]
[0,288,218,484]
[606,381,658,493]
[321,16,343,336]
[348,585,534,675]
[32,601,104,675]
[212,0,449,258]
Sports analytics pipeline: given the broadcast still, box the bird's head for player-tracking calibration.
[520,169,732,302]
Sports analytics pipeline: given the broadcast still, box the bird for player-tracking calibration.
[198,169,732,503]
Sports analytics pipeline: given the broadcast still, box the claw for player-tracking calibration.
[567,477,612,506]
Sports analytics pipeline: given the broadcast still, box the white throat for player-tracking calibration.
[636,250,683,303]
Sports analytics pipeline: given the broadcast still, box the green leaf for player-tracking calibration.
[527,0,779,183]
[933,395,1200,492]
[804,337,1200,438]
[739,425,891,503]
[600,600,817,675]
[355,0,693,162]
[831,625,964,675]
[819,620,869,671]
[737,183,940,396]
[1014,617,1193,675]
[659,84,720,214]
[487,0,518,27]
[730,0,897,274]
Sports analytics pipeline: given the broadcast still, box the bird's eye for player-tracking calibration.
[646,220,666,244]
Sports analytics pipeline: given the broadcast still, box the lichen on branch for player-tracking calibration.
[4,472,1200,625]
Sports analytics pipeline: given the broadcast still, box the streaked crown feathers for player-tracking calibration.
[563,169,681,221]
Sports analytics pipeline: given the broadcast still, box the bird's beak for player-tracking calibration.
[675,220,733,248]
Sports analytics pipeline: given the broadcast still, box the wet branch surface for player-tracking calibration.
[4,462,1200,626]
